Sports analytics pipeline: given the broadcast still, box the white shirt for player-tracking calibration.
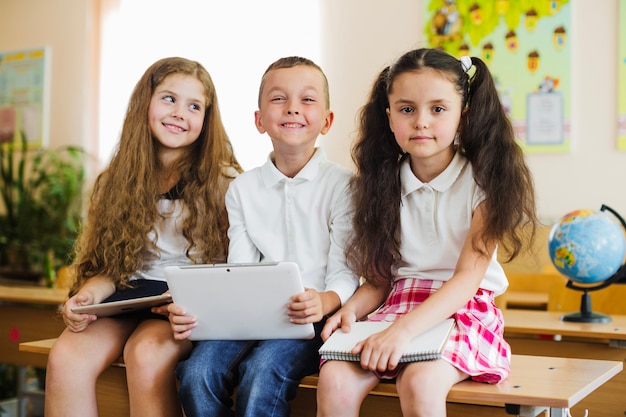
[226,148,359,304]
[133,199,194,282]
[394,152,508,295]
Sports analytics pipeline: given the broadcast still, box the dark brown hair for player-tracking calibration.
[347,48,538,284]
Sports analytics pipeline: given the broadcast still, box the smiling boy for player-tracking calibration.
[169,56,359,417]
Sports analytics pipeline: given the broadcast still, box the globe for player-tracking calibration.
[549,209,626,284]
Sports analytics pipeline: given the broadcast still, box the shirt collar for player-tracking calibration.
[260,147,326,187]
[401,151,467,197]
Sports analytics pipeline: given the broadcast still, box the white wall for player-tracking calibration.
[1,0,625,223]
[319,0,426,170]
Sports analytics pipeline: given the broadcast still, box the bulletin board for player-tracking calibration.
[423,0,571,154]
[0,47,50,148]
[619,2,626,151]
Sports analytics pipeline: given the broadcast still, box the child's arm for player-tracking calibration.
[60,275,116,332]
[320,281,390,341]
[321,180,361,307]
[224,181,262,263]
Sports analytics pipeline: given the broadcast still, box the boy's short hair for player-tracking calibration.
[257,56,330,110]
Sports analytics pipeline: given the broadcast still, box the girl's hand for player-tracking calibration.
[354,324,412,372]
[320,309,357,341]
[150,291,173,316]
[61,292,98,333]
[166,302,196,340]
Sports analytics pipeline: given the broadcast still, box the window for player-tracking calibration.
[99,0,321,170]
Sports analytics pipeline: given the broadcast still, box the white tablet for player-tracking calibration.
[164,262,315,340]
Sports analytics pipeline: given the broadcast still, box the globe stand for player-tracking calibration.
[561,285,611,323]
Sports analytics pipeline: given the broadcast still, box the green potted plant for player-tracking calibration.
[0,131,86,286]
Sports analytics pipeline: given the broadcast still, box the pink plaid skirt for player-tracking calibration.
[340,277,510,384]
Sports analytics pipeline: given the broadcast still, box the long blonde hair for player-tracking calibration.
[70,57,242,294]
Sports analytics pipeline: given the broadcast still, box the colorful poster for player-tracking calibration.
[619,2,626,150]
[0,47,49,148]
[424,0,571,154]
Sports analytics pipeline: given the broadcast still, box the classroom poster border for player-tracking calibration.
[423,0,572,154]
[618,1,626,151]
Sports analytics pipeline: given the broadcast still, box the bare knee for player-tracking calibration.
[47,338,76,373]
[48,336,99,379]
[124,323,190,381]
[396,361,464,417]
[316,362,376,417]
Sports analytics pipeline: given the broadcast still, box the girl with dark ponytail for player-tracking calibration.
[317,48,538,417]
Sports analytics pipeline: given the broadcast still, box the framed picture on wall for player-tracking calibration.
[0,47,50,148]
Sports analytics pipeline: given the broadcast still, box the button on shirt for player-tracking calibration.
[393,152,508,296]
[226,148,359,305]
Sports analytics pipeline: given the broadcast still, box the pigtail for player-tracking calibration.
[347,67,403,285]
[459,57,538,261]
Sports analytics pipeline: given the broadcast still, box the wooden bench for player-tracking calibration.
[19,338,622,417]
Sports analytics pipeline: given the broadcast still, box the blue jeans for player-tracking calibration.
[176,321,324,417]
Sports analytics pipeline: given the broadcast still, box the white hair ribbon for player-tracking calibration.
[460,55,472,73]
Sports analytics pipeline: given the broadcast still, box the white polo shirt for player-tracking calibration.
[225,148,359,305]
[393,152,508,296]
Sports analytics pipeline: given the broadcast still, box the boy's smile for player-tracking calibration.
[255,65,333,155]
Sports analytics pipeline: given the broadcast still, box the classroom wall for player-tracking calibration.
[317,0,625,224]
[0,0,624,224]
[0,0,100,160]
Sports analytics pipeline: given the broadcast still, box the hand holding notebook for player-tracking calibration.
[319,318,455,363]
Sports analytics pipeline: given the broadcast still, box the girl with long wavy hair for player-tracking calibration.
[45,57,242,417]
[316,48,538,417]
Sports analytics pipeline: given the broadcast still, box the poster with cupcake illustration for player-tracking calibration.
[424,0,571,154]
[617,1,626,151]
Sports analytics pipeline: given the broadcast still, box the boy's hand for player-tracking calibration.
[287,288,324,324]
[166,302,197,340]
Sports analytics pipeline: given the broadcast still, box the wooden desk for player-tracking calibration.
[0,284,67,417]
[504,309,626,341]
[0,284,67,368]
[0,285,67,306]
[504,309,626,417]
[498,291,549,310]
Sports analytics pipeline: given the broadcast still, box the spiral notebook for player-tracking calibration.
[319,318,455,363]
